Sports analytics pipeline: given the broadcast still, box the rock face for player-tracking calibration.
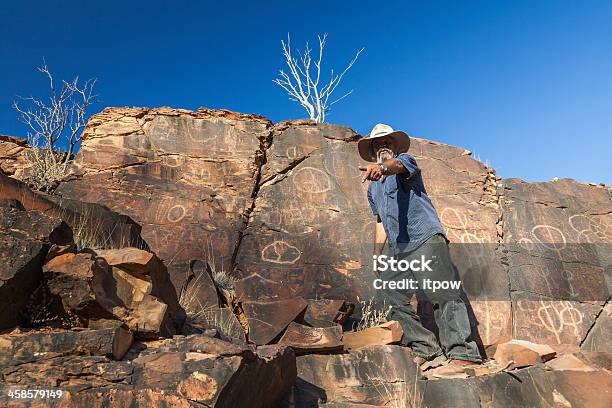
[419,363,612,408]
[287,345,420,407]
[0,135,30,177]
[48,106,610,354]
[1,106,611,407]
[55,107,271,286]
[501,179,611,346]
[234,121,375,302]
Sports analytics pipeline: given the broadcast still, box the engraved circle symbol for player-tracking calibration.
[531,225,567,250]
[517,237,536,251]
[167,205,187,223]
[261,241,301,264]
[293,167,332,193]
[440,208,467,230]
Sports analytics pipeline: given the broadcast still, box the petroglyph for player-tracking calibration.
[517,237,536,251]
[167,204,187,223]
[154,198,190,224]
[531,224,567,251]
[569,214,611,243]
[440,207,467,230]
[161,155,187,168]
[440,207,491,243]
[516,300,584,344]
[471,301,511,346]
[292,167,332,193]
[326,151,362,180]
[261,241,301,264]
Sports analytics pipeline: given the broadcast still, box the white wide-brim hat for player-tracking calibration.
[358,123,411,162]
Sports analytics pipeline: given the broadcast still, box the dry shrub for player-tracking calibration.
[22,147,69,192]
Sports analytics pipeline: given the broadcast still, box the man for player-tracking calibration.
[358,123,482,375]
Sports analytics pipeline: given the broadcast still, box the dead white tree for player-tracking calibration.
[12,60,96,191]
[274,33,364,123]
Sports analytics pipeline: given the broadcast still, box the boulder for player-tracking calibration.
[0,204,72,329]
[303,299,355,327]
[183,305,246,343]
[545,354,597,372]
[342,321,404,350]
[0,135,29,178]
[493,339,557,368]
[175,259,220,309]
[289,345,420,407]
[278,322,343,354]
[43,252,116,321]
[0,326,133,363]
[96,248,184,323]
[43,248,185,338]
[242,297,308,345]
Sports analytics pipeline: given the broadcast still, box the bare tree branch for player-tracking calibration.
[273,33,363,123]
[12,60,97,191]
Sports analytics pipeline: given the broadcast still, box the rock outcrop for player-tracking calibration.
[55,107,271,288]
[1,106,610,407]
[0,135,30,177]
[1,171,145,250]
[50,107,611,353]
[0,333,296,408]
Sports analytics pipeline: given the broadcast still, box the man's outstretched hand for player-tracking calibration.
[360,164,383,183]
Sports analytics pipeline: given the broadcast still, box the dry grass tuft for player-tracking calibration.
[211,269,237,292]
[178,262,242,340]
[67,205,142,250]
[354,296,392,331]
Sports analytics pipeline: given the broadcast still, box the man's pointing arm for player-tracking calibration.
[359,158,408,182]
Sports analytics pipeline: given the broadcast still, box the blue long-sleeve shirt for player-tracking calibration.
[367,153,446,255]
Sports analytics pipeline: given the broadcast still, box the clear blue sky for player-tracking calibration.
[1,1,610,184]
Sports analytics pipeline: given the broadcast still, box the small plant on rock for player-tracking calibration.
[211,269,237,293]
